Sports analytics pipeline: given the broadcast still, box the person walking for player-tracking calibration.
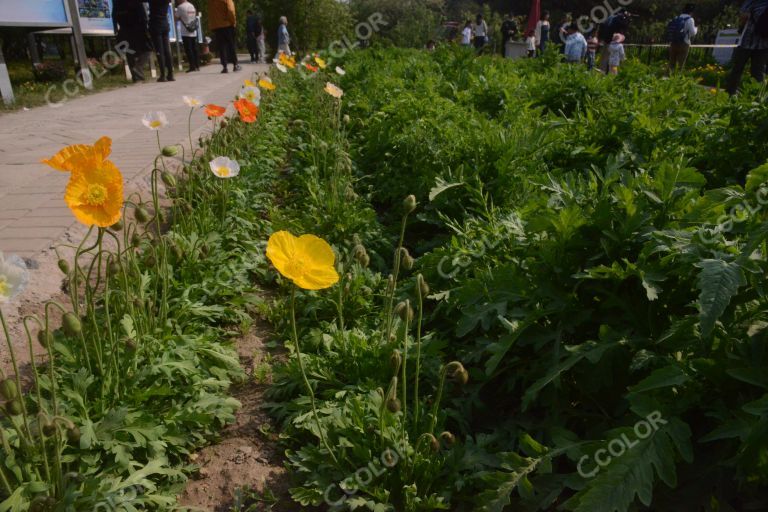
[667,3,698,73]
[586,30,599,70]
[276,16,291,59]
[608,33,626,75]
[245,10,262,63]
[500,14,518,58]
[535,11,551,55]
[461,20,473,47]
[258,25,267,63]
[473,14,488,53]
[148,0,175,81]
[564,23,587,63]
[175,0,199,72]
[598,9,632,73]
[208,0,240,73]
[726,0,768,95]
[112,0,152,82]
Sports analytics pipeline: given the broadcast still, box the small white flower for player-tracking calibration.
[335,66,346,76]
[0,252,28,303]
[142,111,168,130]
[209,156,240,179]
[276,63,287,73]
[183,96,203,107]
[238,86,261,105]
[324,82,344,99]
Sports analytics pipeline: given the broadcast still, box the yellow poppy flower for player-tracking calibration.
[64,148,124,227]
[266,231,339,290]
[324,82,343,99]
[314,55,327,69]
[244,79,256,87]
[41,136,112,172]
[258,78,276,90]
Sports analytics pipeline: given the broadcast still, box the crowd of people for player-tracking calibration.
[112,0,294,82]
[456,1,768,94]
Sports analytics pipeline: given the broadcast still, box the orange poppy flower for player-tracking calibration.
[41,136,112,172]
[234,99,259,123]
[304,62,319,72]
[63,147,124,227]
[205,104,226,118]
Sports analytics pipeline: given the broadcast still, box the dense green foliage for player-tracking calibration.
[258,47,768,511]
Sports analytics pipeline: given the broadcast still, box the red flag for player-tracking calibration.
[526,0,541,36]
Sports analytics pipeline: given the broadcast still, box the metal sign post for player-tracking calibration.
[65,0,93,90]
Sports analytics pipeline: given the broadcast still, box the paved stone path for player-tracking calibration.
[0,61,267,259]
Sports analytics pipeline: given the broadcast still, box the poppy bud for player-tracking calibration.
[446,361,469,385]
[399,248,414,270]
[57,259,70,274]
[131,232,142,247]
[386,397,401,413]
[42,420,57,437]
[111,219,124,231]
[345,185,357,201]
[440,431,456,447]
[161,146,178,157]
[107,260,120,277]
[173,245,184,261]
[161,171,177,188]
[383,450,396,466]
[403,195,417,214]
[389,350,402,372]
[62,313,82,336]
[144,255,156,267]
[359,253,370,268]
[4,399,23,416]
[423,433,440,453]
[220,118,228,128]
[66,426,81,445]
[0,379,18,401]
[29,496,56,512]
[134,206,151,224]
[125,339,137,352]
[416,274,429,298]
[37,330,54,348]
[394,301,414,323]
[343,114,351,124]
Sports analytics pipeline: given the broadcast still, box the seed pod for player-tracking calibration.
[399,248,414,270]
[389,350,402,372]
[37,329,54,348]
[134,205,151,224]
[439,431,456,447]
[111,218,124,231]
[0,379,18,401]
[173,244,184,261]
[66,426,81,445]
[161,146,178,157]
[416,274,429,298]
[403,194,417,214]
[394,301,414,323]
[62,313,82,336]
[5,399,23,416]
[161,171,177,188]
[359,253,370,268]
[57,259,70,274]
[385,397,401,413]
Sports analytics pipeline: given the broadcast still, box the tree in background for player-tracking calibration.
[350,0,445,47]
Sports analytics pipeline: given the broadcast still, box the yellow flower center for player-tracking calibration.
[216,167,230,177]
[286,258,308,279]
[150,120,162,128]
[84,183,108,206]
[0,277,9,297]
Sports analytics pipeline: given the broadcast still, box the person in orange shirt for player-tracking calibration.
[207,0,241,73]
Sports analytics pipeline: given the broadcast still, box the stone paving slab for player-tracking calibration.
[0,61,267,259]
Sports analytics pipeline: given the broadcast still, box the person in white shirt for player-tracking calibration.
[526,30,536,57]
[175,0,200,72]
[668,3,698,73]
[461,20,472,46]
[473,14,488,52]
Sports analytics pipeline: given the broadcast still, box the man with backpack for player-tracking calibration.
[726,0,768,95]
[667,3,698,73]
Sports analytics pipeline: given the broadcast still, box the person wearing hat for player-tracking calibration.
[608,33,626,75]
[667,3,698,73]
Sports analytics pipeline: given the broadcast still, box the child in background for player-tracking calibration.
[586,31,599,70]
[461,20,473,46]
[608,33,626,75]
[526,30,537,57]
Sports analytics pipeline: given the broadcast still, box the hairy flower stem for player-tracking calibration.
[290,288,339,465]
[0,310,32,441]
[414,289,424,430]
[382,213,410,345]
[429,367,448,435]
